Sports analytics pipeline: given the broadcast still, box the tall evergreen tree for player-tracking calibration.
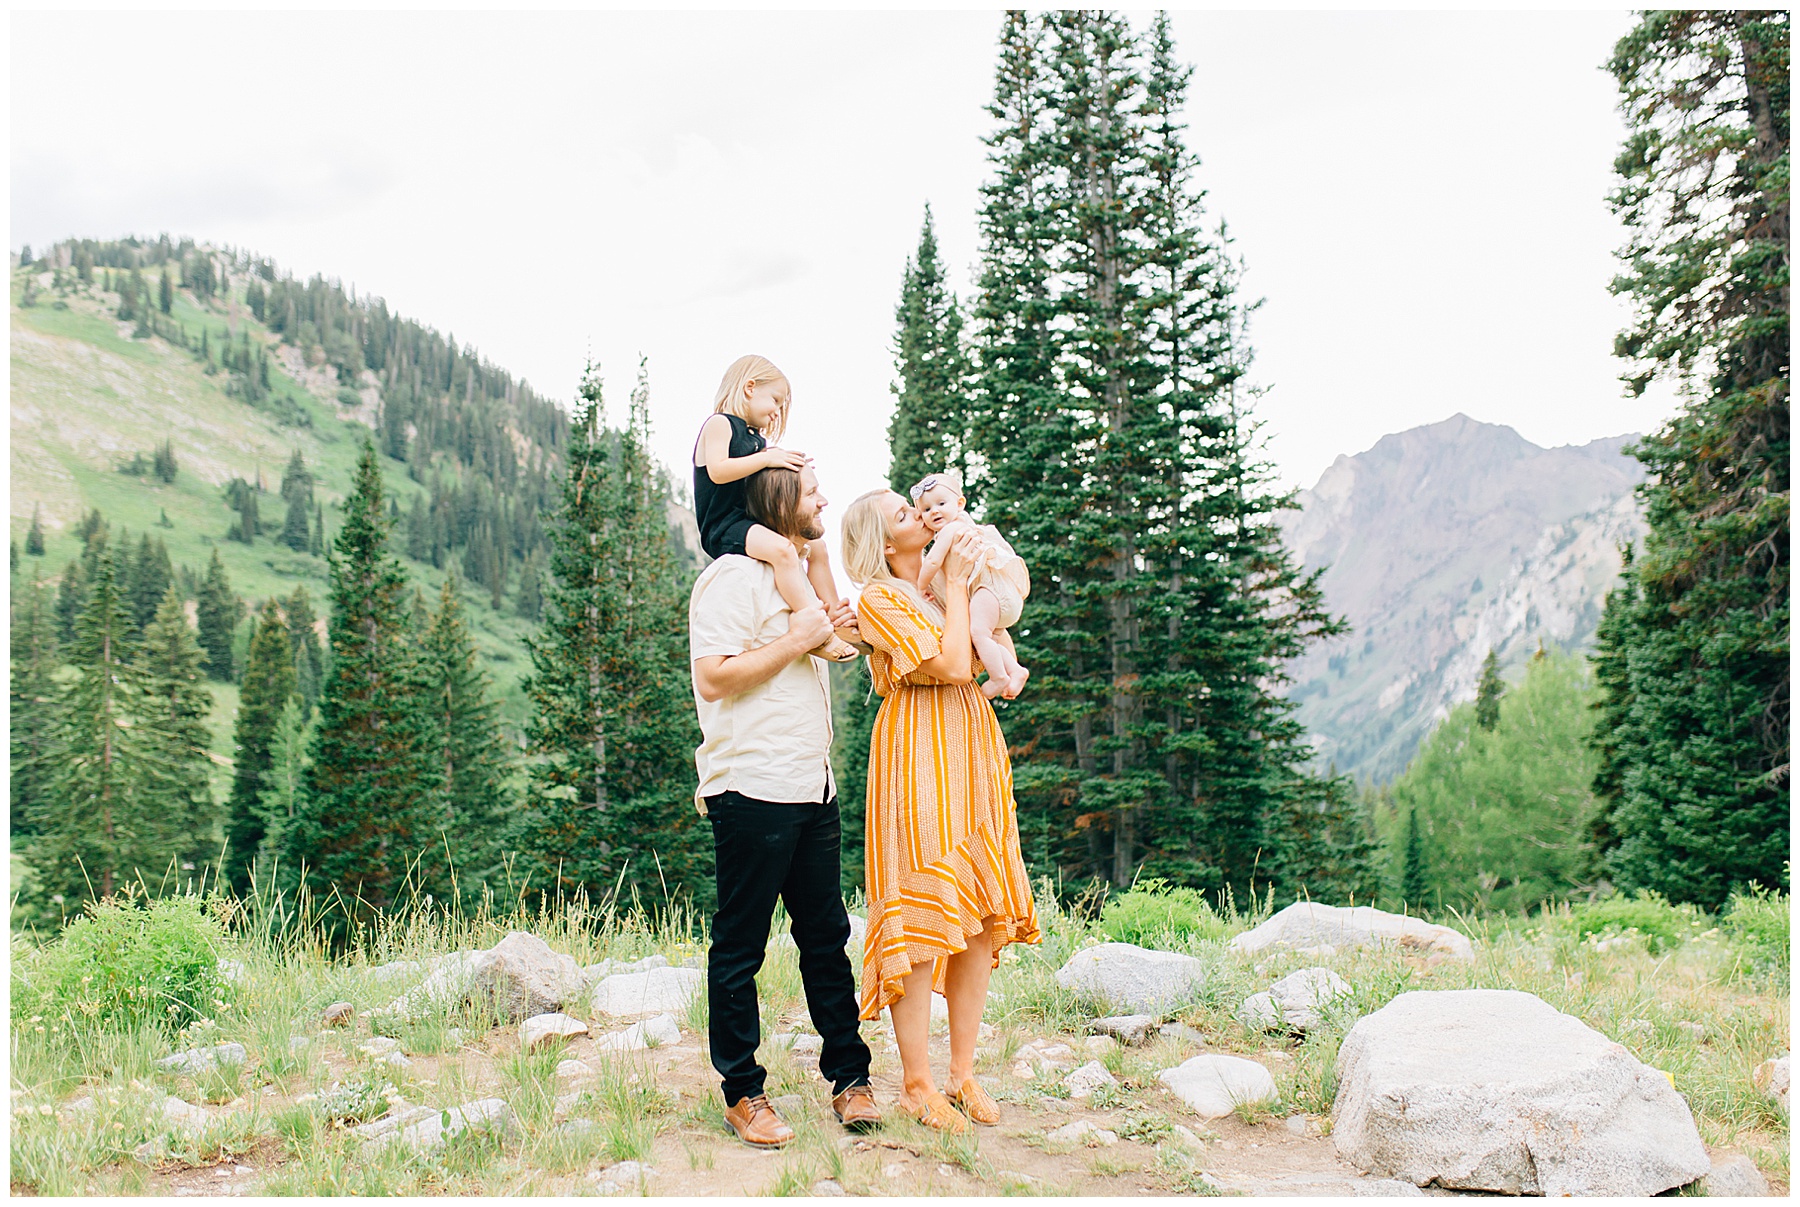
[227,599,297,891]
[887,205,975,492]
[520,360,702,909]
[284,584,325,717]
[11,572,60,843]
[420,575,514,892]
[135,587,220,885]
[1598,11,1789,907]
[278,450,314,552]
[25,505,45,556]
[1474,648,1506,731]
[1401,808,1428,907]
[55,557,89,646]
[284,441,445,925]
[127,533,172,635]
[254,698,311,874]
[194,548,240,680]
[27,552,176,906]
[159,268,173,315]
[1586,544,1639,864]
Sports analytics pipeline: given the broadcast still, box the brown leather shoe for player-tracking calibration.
[947,1077,1000,1125]
[723,1094,794,1149]
[831,1083,881,1130]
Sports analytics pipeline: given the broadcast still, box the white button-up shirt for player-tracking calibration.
[688,555,835,813]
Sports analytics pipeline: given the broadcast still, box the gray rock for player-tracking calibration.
[1238,967,1353,1033]
[352,1105,440,1140]
[594,1011,681,1051]
[382,1051,411,1070]
[1158,1054,1279,1118]
[320,1001,354,1028]
[1159,1022,1207,1046]
[1231,902,1473,961]
[216,959,246,985]
[557,1118,598,1139]
[812,1178,846,1196]
[1699,1151,1771,1201]
[1351,1179,1425,1197]
[1752,1052,1789,1109]
[1082,1035,1117,1056]
[363,1098,514,1151]
[606,1160,655,1185]
[555,1059,595,1082]
[378,933,582,1022]
[162,1096,210,1130]
[358,1036,401,1058]
[1090,1014,1158,1045]
[1062,1060,1118,1100]
[590,966,703,1017]
[1332,989,1711,1196]
[1047,1119,1119,1146]
[519,1012,590,1051]
[1697,1154,1771,1197]
[157,1043,247,1074]
[1054,943,1207,1014]
[1675,1019,1707,1041]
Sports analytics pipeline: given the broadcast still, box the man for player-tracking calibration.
[688,463,880,1148]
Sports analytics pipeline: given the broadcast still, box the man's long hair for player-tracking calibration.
[744,466,808,543]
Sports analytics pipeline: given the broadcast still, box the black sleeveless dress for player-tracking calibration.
[694,413,766,559]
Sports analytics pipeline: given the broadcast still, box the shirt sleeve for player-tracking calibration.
[858,583,942,681]
[689,563,761,661]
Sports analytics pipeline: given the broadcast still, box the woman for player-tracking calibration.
[840,488,1041,1132]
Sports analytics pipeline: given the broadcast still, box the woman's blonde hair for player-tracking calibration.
[841,489,944,623]
[712,354,789,444]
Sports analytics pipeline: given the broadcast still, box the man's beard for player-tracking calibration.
[798,514,825,542]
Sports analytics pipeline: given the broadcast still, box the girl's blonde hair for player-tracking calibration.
[712,354,789,444]
[841,489,944,623]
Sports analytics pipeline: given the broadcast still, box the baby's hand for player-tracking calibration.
[761,447,810,472]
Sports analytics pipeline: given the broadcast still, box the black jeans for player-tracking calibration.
[706,790,872,1106]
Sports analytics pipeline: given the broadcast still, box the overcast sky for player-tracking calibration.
[13,9,1678,570]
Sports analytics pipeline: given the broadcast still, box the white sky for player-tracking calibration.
[12,9,1679,585]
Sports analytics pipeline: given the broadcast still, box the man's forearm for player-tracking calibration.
[693,632,812,702]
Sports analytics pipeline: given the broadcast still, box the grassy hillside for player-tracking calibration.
[10,258,543,738]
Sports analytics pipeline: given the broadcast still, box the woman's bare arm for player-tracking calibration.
[914,530,983,684]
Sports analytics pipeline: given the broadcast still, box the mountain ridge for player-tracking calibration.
[1280,412,1646,783]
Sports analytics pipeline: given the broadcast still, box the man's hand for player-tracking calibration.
[787,601,833,651]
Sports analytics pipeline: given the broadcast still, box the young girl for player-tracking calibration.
[693,354,859,663]
[911,471,1030,698]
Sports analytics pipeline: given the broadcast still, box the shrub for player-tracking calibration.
[1566,892,1708,955]
[11,893,231,1036]
[1723,885,1789,980]
[1098,878,1229,946]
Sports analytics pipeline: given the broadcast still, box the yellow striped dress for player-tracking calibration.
[854,582,1040,1021]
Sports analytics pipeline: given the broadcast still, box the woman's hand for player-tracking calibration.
[941,530,984,586]
[760,447,811,472]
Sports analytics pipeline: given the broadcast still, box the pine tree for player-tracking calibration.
[1401,808,1428,907]
[27,551,175,907]
[310,502,326,556]
[152,438,178,484]
[513,548,543,621]
[159,269,173,315]
[194,548,240,680]
[254,698,311,873]
[284,441,446,925]
[284,585,325,717]
[420,575,514,893]
[11,572,60,843]
[135,587,220,885]
[520,360,703,908]
[279,493,310,551]
[1600,11,1789,907]
[1587,546,1639,864]
[226,598,297,891]
[1474,648,1505,731]
[55,557,89,645]
[127,533,172,635]
[25,505,45,556]
[887,205,975,492]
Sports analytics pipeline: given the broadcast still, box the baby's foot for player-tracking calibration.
[1002,667,1030,699]
[814,635,861,663]
[981,676,1006,700]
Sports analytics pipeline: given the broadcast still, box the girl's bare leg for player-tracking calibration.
[888,960,937,1111]
[970,589,1023,698]
[745,524,857,661]
[944,917,996,1088]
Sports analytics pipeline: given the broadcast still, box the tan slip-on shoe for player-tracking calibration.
[946,1077,1000,1125]
[724,1094,795,1148]
[831,1083,881,1130]
[908,1090,970,1134]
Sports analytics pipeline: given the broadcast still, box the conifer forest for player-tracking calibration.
[10,10,1788,935]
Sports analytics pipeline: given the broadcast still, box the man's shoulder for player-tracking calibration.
[690,556,780,615]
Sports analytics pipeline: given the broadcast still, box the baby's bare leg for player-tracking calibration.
[804,537,843,612]
[969,588,1019,699]
[745,524,857,661]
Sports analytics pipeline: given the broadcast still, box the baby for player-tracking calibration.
[911,471,1030,699]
